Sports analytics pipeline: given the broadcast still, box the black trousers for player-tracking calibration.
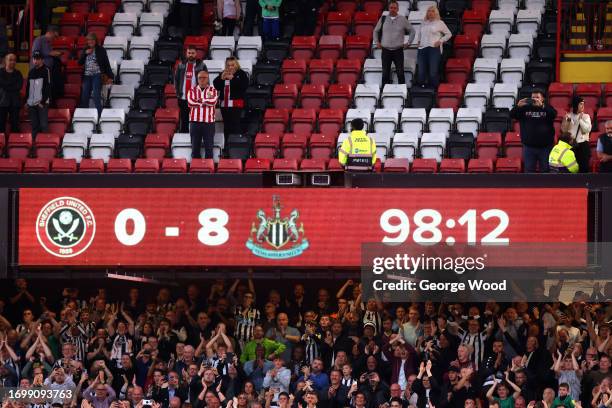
[381,47,405,85]
[572,141,591,173]
[222,18,237,36]
[180,3,201,36]
[29,105,48,139]
[220,107,243,137]
[179,99,190,133]
[0,106,20,133]
[190,121,215,159]
[243,0,261,36]
[295,7,317,35]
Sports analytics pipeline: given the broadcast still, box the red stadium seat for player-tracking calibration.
[504,132,523,158]
[273,158,299,171]
[161,158,188,173]
[107,158,133,173]
[281,133,308,160]
[495,157,522,173]
[354,12,380,37]
[548,82,574,111]
[383,158,410,172]
[48,109,71,136]
[282,133,308,160]
[309,133,335,159]
[34,133,61,159]
[23,158,50,173]
[70,1,91,14]
[0,158,22,173]
[217,158,243,173]
[317,36,343,61]
[299,84,326,110]
[589,131,602,160]
[308,59,334,86]
[476,132,502,160]
[462,9,488,37]
[596,107,612,132]
[245,158,271,173]
[326,12,352,36]
[56,83,81,114]
[273,84,299,109]
[437,83,464,111]
[59,13,86,37]
[65,60,84,85]
[263,109,290,138]
[0,132,5,151]
[467,158,494,173]
[134,158,160,173]
[291,109,317,137]
[575,83,602,107]
[144,133,170,159]
[335,1,358,14]
[453,35,480,61]
[440,158,466,173]
[363,0,384,15]
[96,1,118,15]
[328,158,344,171]
[327,84,353,111]
[281,59,307,84]
[87,12,111,39]
[52,36,76,65]
[189,158,215,173]
[318,109,345,138]
[51,158,78,173]
[411,159,438,173]
[336,59,362,87]
[155,108,180,135]
[184,36,211,60]
[292,36,317,62]
[79,158,105,173]
[471,0,491,15]
[553,109,568,136]
[345,35,371,61]
[300,158,327,171]
[164,84,178,109]
[7,133,32,159]
[605,83,612,107]
[444,59,471,87]
[254,133,281,160]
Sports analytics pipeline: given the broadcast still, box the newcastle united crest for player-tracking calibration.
[246,195,309,259]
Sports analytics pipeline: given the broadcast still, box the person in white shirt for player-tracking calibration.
[562,96,592,173]
[416,6,452,87]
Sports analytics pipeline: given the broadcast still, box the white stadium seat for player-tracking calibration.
[138,13,164,39]
[129,36,154,62]
[400,108,427,136]
[210,36,236,60]
[355,84,381,113]
[373,109,399,137]
[103,36,128,62]
[109,85,135,113]
[72,108,99,135]
[391,133,419,162]
[89,133,115,163]
[488,9,514,35]
[516,9,542,36]
[62,133,88,162]
[172,133,193,163]
[112,13,138,39]
[236,36,262,63]
[480,34,507,61]
[420,132,446,162]
[427,108,454,136]
[99,108,126,136]
[119,59,144,88]
[473,58,499,86]
[492,83,518,109]
[456,108,483,137]
[363,59,383,86]
[345,109,372,131]
[508,34,534,61]
[381,84,408,112]
[464,83,491,111]
[500,58,526,86]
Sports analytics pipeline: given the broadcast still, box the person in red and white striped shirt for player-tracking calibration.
[187,70,219,159]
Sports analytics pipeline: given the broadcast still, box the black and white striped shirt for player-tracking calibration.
[59,324,87,362]
[363,311,383,336]
[233,305,261,343]
[459,329,488,370]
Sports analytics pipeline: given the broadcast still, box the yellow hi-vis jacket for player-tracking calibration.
[549,140,579,173]
[338,130,377,167]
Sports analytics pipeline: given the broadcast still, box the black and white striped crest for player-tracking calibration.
[266,220,290,249]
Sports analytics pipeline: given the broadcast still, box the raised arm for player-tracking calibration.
[336,280,354,299]
[486,380,499,402]
[120,303,135,336]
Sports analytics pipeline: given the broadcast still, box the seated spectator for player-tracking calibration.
[597,121,612,173]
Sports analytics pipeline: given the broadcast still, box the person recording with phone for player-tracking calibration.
[78,32,114,115]
[510,89,557,173]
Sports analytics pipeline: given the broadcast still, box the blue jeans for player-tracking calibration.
[523,145,552,173]
[262,17,280,41]
[81,74,102,114]
[417,46,442,87]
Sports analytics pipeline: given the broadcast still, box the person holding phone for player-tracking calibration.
[78,33,114,115]
[187,70,219,159]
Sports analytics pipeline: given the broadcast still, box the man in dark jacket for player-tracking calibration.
[26,51,52,139]
[174,46,207,132]
[510,89,557,173]
[319,369,349,408]
[0,53,23,133]
[78,33,114,114]
[358,372,390,408]
[295,0,324,35]
[213,56,249,138]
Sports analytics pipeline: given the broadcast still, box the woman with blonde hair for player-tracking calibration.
[213,56,249,139]
[417,6,452,87]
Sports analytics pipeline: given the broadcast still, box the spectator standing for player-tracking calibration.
[295,0,323,36]
[0,53,23,133]
[597,120,612,172]
[78,33,114,115]
[213,57,249,139]
[562,96,592,173]
[175,46,208,133]
[373,1,415,86]
[259,0,282,41]
[416,6,452,87]
[187,70,218,159]
[243,0,262,36]
[26,51,51,139]
[217,0,242,36]
[179,0,202,36]
[31,26,60,69]
[510,89,557,172]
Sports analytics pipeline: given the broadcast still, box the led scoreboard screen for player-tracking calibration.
[18,188,587,267]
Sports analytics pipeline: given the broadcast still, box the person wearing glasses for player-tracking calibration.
[187,70,219,159]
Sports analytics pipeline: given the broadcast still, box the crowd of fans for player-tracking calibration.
[0,277,611,408]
